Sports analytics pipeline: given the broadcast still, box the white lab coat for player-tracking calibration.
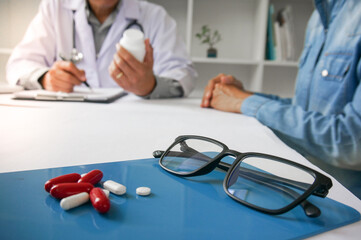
[6,0,196,96]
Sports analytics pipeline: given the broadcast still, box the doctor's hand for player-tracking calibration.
[201,73,248,108]
[109,38,156,96]
[40,61,86,93]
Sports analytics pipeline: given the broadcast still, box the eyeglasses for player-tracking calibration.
[153,135,332,217]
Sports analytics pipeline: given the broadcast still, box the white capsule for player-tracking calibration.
[60,192,89,210]
[136,187,151,196]
[102,189,110,198]
[103,180,126,195]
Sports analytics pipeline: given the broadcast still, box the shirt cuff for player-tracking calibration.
[142,75,184,99]
[17,67,49,90]
[241,94,272,117]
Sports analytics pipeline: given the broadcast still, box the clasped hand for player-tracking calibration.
[201,73,253,113]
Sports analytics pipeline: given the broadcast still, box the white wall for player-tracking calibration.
[0,0,41,84]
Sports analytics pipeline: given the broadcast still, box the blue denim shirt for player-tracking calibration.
[242,0,361,198]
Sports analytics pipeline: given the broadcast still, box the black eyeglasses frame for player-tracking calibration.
[157,135,333,216]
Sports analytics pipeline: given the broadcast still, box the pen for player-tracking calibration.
[59,54,92,91]
[82,81,92,89]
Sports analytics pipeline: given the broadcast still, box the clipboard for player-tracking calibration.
[13,88,127,103]
[0,158,359,240]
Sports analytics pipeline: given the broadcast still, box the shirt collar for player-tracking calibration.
[62,0,84,11]
[314,0,346,30]
[85,0,122,24]
[120,0,141,21]
[62,0,140,21]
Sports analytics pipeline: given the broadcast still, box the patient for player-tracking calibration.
[201,0,361,199]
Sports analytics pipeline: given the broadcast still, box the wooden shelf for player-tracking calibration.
[263,60,298,67]
[192,57,259,65]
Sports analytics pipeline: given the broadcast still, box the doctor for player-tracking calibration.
[6,0,197,98]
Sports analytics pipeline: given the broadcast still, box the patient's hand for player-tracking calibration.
[210,83,253,113]
[201,74,245,108]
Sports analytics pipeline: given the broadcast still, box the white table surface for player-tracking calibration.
[0,93,360,239]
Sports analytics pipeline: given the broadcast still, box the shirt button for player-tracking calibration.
[321,69,328,77]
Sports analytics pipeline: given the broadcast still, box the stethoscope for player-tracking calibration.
[60,11,144,63]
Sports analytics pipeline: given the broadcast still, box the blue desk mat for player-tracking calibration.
[0,158,359,240]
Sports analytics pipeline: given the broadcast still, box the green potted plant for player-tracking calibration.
[195,25,222,58]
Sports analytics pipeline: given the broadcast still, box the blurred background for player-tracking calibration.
[0,0,314,98]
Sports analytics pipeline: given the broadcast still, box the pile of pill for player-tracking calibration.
[44,169,151,213]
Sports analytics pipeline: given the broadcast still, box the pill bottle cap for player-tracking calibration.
[121,29,144,46]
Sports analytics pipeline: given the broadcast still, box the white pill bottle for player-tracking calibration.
[119,29,146,62]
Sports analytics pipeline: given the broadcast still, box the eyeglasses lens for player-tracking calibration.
[226,156,316,211]
[161,139,224,174]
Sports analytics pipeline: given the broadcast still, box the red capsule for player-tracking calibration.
[78,169,103,185]
[90,188,110,213]
[44,173,81,192]
[50,183,94,199]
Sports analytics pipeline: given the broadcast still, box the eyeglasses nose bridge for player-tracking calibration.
[213,149,243,170]
[220,149,242,159]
